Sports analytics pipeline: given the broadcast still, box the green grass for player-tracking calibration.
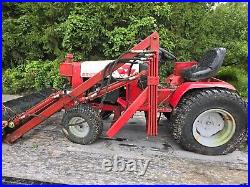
[216,66,248,99]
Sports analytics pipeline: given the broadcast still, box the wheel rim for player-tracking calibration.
[68,117,90,138]
[193,109,236,147]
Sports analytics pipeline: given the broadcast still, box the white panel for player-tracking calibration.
[80,60,139,78]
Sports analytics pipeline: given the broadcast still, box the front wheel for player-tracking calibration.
[170,88,247,155]
[62,104,103,145]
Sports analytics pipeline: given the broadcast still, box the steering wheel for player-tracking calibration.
[159,48,177,61]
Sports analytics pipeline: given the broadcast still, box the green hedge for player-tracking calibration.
[2,3,248,69]
[3,60,66,94]
[216,66,248,98]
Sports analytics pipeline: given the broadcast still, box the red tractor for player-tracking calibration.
[2,32,247,155]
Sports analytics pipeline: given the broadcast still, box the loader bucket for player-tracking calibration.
[2,88,55,121]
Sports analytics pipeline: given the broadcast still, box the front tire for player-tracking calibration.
[62,104,103,145]
[170,88,247,155]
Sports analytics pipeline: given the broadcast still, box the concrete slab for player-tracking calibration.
[2,95,248,184]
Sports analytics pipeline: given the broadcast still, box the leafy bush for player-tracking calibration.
[3,60,66,94]
[2,2,248,97]
[2,3,73,69]
[104,16,157,58]
[216,66,248,98]
[3,66,26,94]
[3,3,247,69]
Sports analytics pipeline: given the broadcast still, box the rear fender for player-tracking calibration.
[169,80,236,108]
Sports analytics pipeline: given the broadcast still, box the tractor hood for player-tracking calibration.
[80,60,139,78]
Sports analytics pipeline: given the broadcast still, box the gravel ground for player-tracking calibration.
[2,95,248,184]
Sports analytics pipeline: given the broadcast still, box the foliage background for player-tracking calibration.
[2,2,248,98]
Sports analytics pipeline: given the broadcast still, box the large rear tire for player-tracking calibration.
[62,104,103,145]
[170,88,247,155]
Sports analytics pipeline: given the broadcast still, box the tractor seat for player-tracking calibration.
[182,48,226,81]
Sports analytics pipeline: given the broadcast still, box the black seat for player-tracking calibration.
[182,48,226,81]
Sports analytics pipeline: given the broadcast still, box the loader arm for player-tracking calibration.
[4,31,160,143]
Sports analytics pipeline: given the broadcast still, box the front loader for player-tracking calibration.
[2,32,247,155]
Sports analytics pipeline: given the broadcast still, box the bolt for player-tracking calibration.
[8,121,15,128]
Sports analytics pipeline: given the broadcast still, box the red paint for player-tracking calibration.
[166,61,197,87]
[165,74,184,87]
[107,88,148,137]
[169,80,236,108]
[59,63,73,77]
[126,80,143,104]
[147,76,159,85]
[117,98,127,109]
